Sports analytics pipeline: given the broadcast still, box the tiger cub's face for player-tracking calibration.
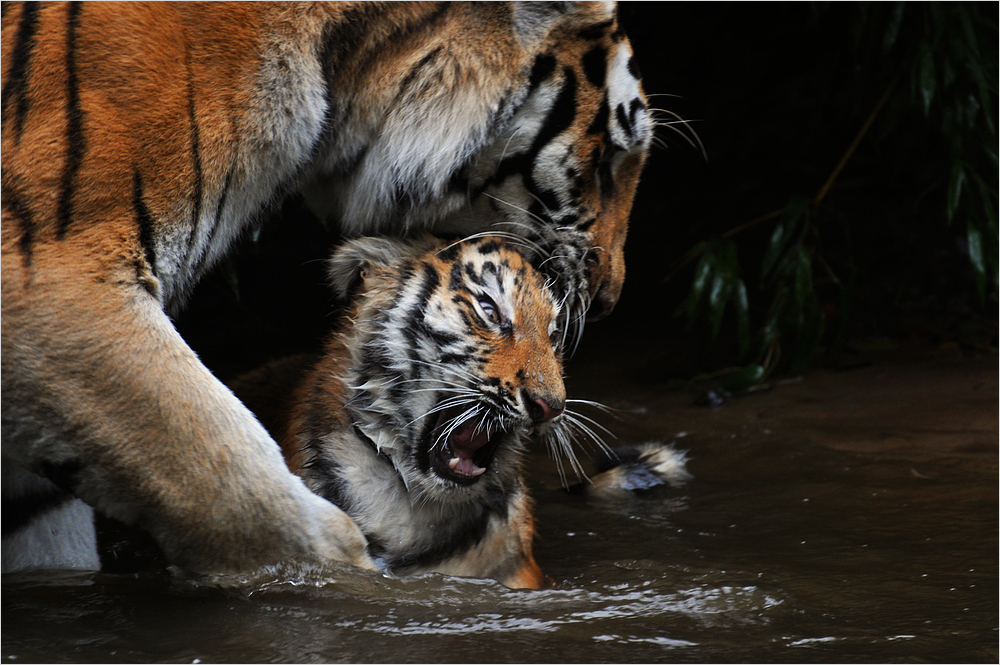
[330,235,565,503]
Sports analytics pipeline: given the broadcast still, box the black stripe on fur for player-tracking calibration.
[581,45,607,88]
[1,170,35,268]
[183,47,204,263]
[132,170,158,278]
[0,1,40,142]
[56,1,84,239]
[577,18,614,41]
[191,161,234,276]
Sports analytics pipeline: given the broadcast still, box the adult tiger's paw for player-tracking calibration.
[307,493,378,572]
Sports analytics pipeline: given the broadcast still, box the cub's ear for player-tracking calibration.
[513,1,572,44]
[328,236,423,300]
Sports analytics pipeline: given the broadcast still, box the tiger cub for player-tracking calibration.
[249,236,563,588]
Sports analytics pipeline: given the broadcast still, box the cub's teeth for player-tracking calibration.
[448,457,487,477]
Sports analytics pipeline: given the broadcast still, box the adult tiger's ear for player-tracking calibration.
[328,236,424,300]
[513,1,572,45]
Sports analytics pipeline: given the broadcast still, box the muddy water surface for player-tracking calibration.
[3,352,996,663]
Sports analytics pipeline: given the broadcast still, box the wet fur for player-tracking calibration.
[250,236,564,589]
[233,240,692,588]
[578,442,691,499]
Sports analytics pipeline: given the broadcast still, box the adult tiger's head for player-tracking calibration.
[304,2,651,340]
[314,235,567,503]
[453,2,653,333]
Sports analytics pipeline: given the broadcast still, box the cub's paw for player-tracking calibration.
[580,442,691,499]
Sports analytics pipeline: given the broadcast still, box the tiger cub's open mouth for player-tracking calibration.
[429,406,508,485]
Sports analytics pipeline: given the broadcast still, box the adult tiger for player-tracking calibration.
[1,2,651,574]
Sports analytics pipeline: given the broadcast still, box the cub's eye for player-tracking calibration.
[477,295,501,325]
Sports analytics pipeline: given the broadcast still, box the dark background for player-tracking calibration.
[176,3,998,384]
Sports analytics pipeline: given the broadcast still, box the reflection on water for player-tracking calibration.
[3,356,996,663]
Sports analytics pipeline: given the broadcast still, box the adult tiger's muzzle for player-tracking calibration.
[585,236,627,321]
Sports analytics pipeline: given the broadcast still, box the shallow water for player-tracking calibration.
[3,354,996,663]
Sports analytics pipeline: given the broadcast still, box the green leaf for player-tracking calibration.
[734,280,750,359]
[882,2,905,54]
[968,170,999,247]
[983,141,998,169]
[792,249,812,312]
[967,219,986,299]
[690,253,712,296]
[956,6,984,60]
[756,286,788,364]
[762,197,808,278]
[947,163,966,224]
[707,272,735,338]
[678,253,713,322]
[959,30,996,136]
[917,41,936,116]
[964,94,982,131]
[720,364,765,393]
[761,223,787,279]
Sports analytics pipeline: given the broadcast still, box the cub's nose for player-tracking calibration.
[522,390,565,423]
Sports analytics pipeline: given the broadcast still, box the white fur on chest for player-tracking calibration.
[307,428,517,573]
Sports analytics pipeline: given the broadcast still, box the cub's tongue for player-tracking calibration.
[447,420,491,477]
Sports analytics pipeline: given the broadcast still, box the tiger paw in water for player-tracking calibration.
[574,442,691,499]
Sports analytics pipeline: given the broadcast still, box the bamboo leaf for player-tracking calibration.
[762,197,808,278]
[691,252,713,295]
[735,280,750,359]
[793,249,812,312]
[983,140,998,169]
[761,222,787,279]
[677,252,713,323]
[917,41,936,116]
[882,2,905,54]
[970,65,997,136]
[947,163,966,224]
[956,6,984,60]
[708,272,735,338]
[757,286,788,363]
[967,219,986,299]
[721,363,765,393]
[970,170,998,223]
[957,21,998,136]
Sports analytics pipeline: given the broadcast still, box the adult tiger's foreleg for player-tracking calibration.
[0,238,372,574]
